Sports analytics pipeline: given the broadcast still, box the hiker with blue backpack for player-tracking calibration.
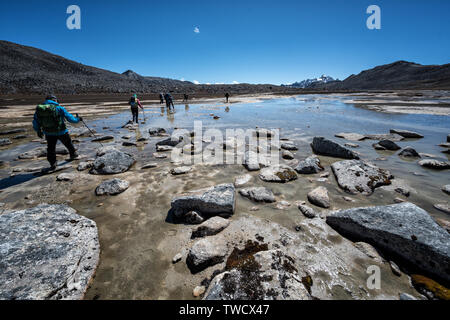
[129,94,144,123]
[33,95,81,170]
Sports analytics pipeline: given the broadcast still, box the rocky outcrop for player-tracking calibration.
[331,160,393,195]
[418,159,450,170]
[0,204,99,300]
[170,184,235,221]
[307,186,330,208]
[95,178,129,196]
[90,149,135,175]
[259,165,297,183]
[390,129,424,139]
[191,217,230,239]
[204,250,312,300]
[311,137,359,159]
[294,156,323,174]
[239,187,276,203]
[326,202,450,284]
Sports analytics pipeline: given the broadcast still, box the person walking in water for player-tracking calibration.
[159,93,164,104]
[129,94,144,123]
[183,93,189,102]
[164,93,175,112]
[33,95,81,170]
[225,92,230,103]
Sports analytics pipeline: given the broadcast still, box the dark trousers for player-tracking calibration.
[166,100,174,110]
[46,133,76,166]
[131,107,139,123]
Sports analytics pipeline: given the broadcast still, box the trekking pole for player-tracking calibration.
[77,114,104,147]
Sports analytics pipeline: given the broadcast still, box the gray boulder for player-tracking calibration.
[77,161,93,171]
[170,166,192,175]
[378,140,401,151]
[239,187,276,203]
[95,178,130,196]
[280,143,298,151]
[295,156,323,174]
[390,129,424,139]
[442,185,450,195]
[204,250,312,300]
[171,184,235,221]
[331,160,393,195]
[0,138,12,146]
[326,202,450,284]
[335,133,367,141]
[259,165,298,183]
[90,150,135,175]
[365,133,404,142]
[234,174,252,187]
[418,159,450,170]
[311,137,359,159]
[399,147,421,158]
[434,204,450,215]
[0,204,99,300]
[298,204,317,218]
[92,135,114,142]
[307,186,330,208]
[282,150,294,160]
[156,136,182,147]
[191,217,230,239]
[186,236,228,273]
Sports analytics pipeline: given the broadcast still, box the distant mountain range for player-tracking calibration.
[283,75,336,88]
[0,40,449,95]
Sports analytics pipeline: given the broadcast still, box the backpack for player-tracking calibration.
[36,104,66,133]
[129,96,137,108]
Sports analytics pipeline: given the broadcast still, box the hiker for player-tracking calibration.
[159,93,164,104]
[32,95,81,170]
[129,94,144,123]
[183,94,189,102]
[225,92,230,103]
[164,93,175,111]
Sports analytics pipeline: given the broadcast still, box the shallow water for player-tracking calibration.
[0,94,449,300]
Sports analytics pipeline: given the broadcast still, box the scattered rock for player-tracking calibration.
[193,286,206,297]
[294,156,323,174]
[390,129,423,139]
[141,163,158,169]
[335,133,366,141]
[172,253,182,264]
[298,204,317,218]
[121,135,131,140]
[280,143,298,151]
[90,150,135,175]
[307,186,330,208]
[157,145,173,152]
[56,173,76,182]
[171,184,235,221]
[234,174,252,187]
[434,204,450,215]
[418,159,450,170]
[390,261,402,276]
[326,202,450,284]
[345,143,359,148]
[354,242,384,263]
[239,187,276,203]
[149,128,167,136]
[372,143,386,150]
[186,236,228,273]
[243,151,270,171]
[153,153,168,159]
[185,211,205,224]
[92,135,114,142]
[122,141,137,147]
[395,187,410,197]
[156,136,182,147]
[192,217,230,238]
[343,196,355,202]
[259,165,297,183]
[0,138,12,146]
[95,178,130,196]
[442,185,450,195]
[331,160,393,195]
[311,137,360,159]
[394,198,405,203]
[282,150,294,160]
[170,166,192,175]
[399,293,417,300]
[364,133,404,142]
[77,161,93,171]
[378,140,401,151]
[399,147,421,158]
[96,146,118,157]
[0,204,99,300]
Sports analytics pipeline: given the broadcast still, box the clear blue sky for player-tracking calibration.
[1,0,449,85]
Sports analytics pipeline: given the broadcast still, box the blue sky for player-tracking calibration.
[1,0,449,85]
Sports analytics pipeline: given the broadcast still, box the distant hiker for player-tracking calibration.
[159,93,164,104]
[33,95,81,170]
[225,92,230,103]
[164,93,174,111]
[183,94,189,102]
[129,94,144,123]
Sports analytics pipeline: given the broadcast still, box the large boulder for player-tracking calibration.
[170,184,235,221]
[307,186,330,208]
[259,165,297,183]
[239,187,276,203]
[331,160,393,195]
[0,204,99,300]
[399,147,421,158]
[326,203,450,284]
[90,149,135,175]
[311,137,359,159]
[390,129,424,139]
[294,156,323,174]
[95,178,130,196]
[204,250,312,300]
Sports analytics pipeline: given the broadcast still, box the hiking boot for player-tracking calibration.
[69,153,80,161]
[49,163,57,171]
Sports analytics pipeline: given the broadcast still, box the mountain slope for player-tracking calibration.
[311,61,450,90]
